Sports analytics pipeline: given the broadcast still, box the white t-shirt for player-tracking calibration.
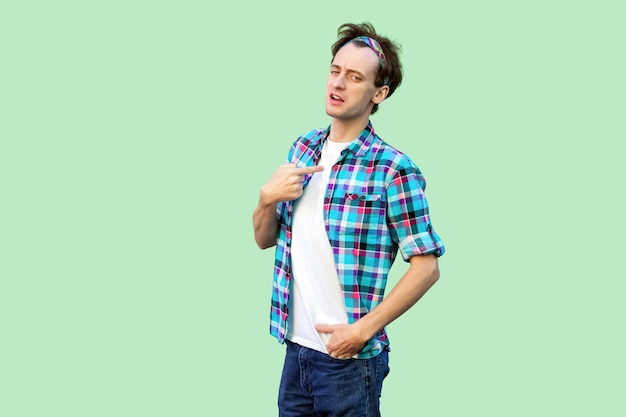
[286,139,351,353]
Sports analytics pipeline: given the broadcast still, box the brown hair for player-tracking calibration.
[331,22,403,115]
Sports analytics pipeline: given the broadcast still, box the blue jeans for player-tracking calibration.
[278,340,390,417]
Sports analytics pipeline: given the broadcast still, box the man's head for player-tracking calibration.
[329,23,403,116]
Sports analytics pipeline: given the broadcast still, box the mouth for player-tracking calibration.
[329,93,344,103]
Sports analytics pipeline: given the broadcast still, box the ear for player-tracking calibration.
[372,85,389,104]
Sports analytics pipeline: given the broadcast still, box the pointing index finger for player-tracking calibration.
[296,165,324,174]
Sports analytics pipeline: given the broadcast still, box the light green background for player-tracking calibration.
[1,1,624,416]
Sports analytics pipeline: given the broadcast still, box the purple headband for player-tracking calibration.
[347,36,390,86]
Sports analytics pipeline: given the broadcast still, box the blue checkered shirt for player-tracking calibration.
[270,122,445,358]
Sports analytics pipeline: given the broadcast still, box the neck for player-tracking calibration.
[329,116,370,143]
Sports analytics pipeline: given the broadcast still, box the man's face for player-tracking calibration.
[326,42,387,121]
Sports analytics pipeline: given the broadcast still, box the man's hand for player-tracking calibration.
[315,323,367,359]
[260,164,324,204]
[253,163,323,249]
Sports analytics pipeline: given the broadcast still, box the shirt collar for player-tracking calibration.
[321,121,377,158]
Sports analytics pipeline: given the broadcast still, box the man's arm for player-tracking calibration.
[253,164,324,249]
[252,198,280,250]
[316,254,440,358]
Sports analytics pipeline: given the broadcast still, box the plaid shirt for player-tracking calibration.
[270,122,445,358]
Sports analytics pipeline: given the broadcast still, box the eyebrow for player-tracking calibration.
[330,64,366,78]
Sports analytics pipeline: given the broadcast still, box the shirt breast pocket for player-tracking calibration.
[341,193,386,244]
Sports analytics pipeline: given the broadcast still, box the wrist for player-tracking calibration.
[352,320,376,346]
[259,186,278,207]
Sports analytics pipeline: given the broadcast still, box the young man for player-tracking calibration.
[253,22,445,416]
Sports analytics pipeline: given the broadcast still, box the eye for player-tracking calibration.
[350,75,362,81]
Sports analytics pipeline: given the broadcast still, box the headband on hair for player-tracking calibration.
[347,36,390,86]
[350,36,385,66]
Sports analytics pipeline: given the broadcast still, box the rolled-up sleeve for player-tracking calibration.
[386,163,445,261]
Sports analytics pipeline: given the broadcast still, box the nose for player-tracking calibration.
[331,72,346,89]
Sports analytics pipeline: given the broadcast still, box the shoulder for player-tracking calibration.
[292,128,326,147]
[287,127,326,162]
[370,137,424,177]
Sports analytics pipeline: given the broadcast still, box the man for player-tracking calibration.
[253,22,445,416]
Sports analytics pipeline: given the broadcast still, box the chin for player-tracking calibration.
[325,106,340,118]
[326,102,348,116]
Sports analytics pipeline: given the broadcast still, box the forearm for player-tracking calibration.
[252,194,279,249]
[354,254,440,342]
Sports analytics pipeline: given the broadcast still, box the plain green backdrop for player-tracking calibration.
[1,1,624,416]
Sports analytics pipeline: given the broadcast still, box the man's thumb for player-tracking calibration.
[315,324,333,333]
